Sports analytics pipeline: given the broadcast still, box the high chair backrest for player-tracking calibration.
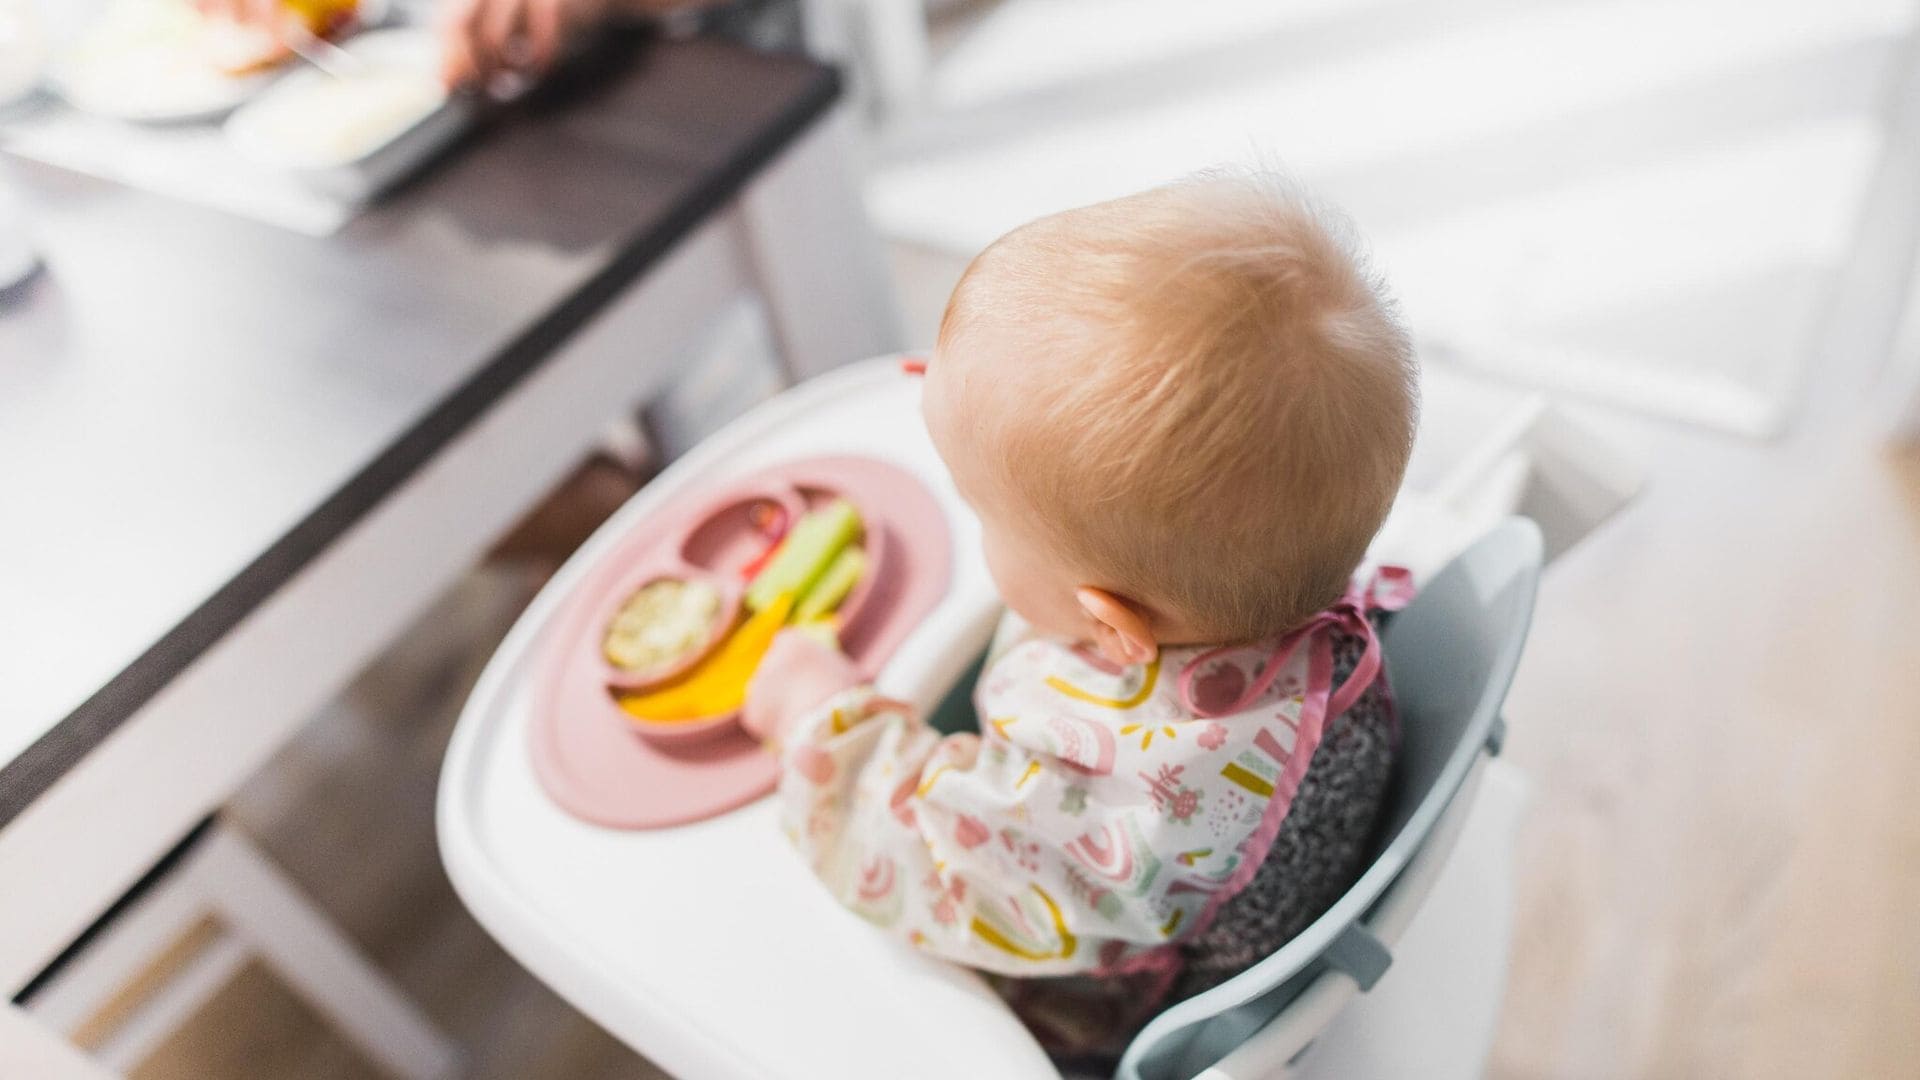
[1115,518,1543,1080]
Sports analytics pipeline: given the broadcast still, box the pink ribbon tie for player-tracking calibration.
[1176,566,1414,722]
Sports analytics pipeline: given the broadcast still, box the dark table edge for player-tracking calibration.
[0,60,843,828]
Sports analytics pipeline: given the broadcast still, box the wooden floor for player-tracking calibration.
[1489,420,1920,1079]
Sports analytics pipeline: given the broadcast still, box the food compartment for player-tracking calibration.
[611,486,887,742]
[679,489,802,577]
[597,572,736,690]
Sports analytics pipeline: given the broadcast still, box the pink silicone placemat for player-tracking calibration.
[528,456,952,829]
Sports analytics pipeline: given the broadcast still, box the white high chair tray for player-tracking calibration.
[437,359,1058,1080]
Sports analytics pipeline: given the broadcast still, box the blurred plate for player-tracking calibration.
[49,0,388,124]
[224,27,471,201]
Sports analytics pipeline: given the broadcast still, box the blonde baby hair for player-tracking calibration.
[935,169,1418,642]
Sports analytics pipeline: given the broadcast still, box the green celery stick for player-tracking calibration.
[795,545,866,622]
[744,500,862,612]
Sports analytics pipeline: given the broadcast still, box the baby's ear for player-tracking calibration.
[1076,587,1159,667]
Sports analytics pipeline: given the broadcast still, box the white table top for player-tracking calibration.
[0,37,842,822]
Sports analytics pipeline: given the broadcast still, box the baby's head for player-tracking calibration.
[924,171,1417,664]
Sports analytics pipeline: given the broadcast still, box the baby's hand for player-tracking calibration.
[743,629,862,743]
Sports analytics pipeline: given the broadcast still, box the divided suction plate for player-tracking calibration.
[528,455,951,829]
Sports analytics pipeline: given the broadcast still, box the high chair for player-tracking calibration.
[437,358,1623,1080]
[1113,517,1540,1080]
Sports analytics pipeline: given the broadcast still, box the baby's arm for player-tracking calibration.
[755,635,1241,978]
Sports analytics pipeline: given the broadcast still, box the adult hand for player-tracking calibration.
[440,0,709,89]
[440,0,587,89]
[198,0,715,89]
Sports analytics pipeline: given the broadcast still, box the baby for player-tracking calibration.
[744,170,1418,1053]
